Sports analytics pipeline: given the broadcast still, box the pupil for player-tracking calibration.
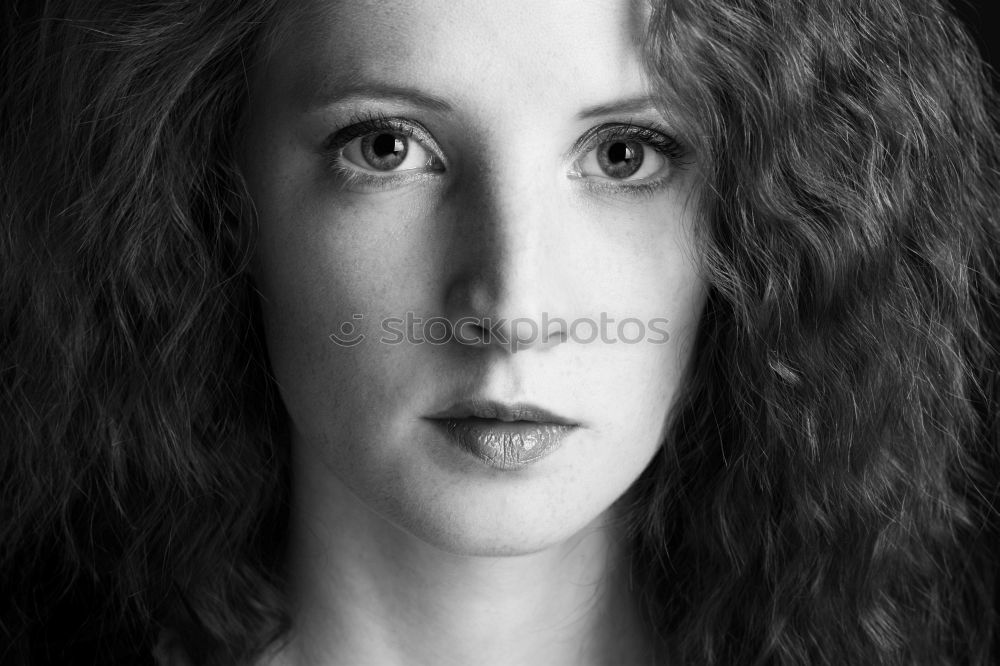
[608,142,631,164]
[372,133,400,157]
[597,140,643,179]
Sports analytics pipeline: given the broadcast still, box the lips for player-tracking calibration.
[425,399,579,470]
[426,399,578,425]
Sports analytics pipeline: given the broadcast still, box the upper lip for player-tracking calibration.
[425,399,579,426]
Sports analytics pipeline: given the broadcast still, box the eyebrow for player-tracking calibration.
[575,96,661,120]
[304,83,453,114]
[304,82,660,120]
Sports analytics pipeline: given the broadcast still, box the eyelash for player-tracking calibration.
[322,112,689,197]
[571,122,689,198]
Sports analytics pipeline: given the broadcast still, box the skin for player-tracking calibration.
[241,0,707,663]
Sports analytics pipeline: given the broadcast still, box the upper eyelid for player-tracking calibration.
[327,114,676,148]
[563,122,680,162]
[573,122,666,145]
[323,116,446,163]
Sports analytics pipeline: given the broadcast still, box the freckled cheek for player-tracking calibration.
[254,206,437,402]
[260,280,417,452]
[608,336,686,397]
[257,201,426,318]
[586,250,704,423]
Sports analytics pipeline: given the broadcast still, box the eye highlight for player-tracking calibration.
[324,114,445,190]
[570,122,688,196]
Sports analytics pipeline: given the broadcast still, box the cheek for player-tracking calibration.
[253,233,409,446]
[582,216,705,446]
[592,327,697,444]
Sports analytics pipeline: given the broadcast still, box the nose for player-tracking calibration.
[441,168,571,354]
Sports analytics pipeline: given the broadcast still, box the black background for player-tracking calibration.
[952,0,1000,90]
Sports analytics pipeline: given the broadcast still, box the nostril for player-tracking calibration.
[449,315,568,352]
[541,328,568,346]
[453,318,490,347]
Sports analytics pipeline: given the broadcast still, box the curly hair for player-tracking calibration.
[1,1,289,663]
[1,0,997,664]
[628,0,1000,664]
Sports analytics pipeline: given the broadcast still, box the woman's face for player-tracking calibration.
[242,0,707,555]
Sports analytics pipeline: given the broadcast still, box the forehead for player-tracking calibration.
[259,0,654,115]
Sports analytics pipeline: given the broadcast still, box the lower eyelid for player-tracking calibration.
[328,160,444,192]
[572,157,677,195]
[580,177,671,201]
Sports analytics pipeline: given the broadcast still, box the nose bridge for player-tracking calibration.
[480,168,548,303]
[442,161,566,345]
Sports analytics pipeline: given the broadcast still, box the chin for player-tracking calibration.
[364,470,619,558]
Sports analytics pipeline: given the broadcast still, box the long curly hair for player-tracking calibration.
[1,1,997,664]
[1,1,289,664]
[629,0,1000,664]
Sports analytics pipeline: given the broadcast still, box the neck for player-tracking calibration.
[266,471,655,666]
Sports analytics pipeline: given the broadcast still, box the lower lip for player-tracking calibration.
[427,418,574,470]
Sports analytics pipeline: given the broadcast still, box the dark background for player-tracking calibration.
[953,0,1000,90]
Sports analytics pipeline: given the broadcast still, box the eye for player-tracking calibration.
[578,139,663,181]
[324,115,445,189]
[570,123,687,192]
[341,129,436,173]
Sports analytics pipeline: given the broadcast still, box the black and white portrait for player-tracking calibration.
[2,1,999,664]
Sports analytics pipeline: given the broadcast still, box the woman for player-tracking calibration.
[2,0,998,664]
